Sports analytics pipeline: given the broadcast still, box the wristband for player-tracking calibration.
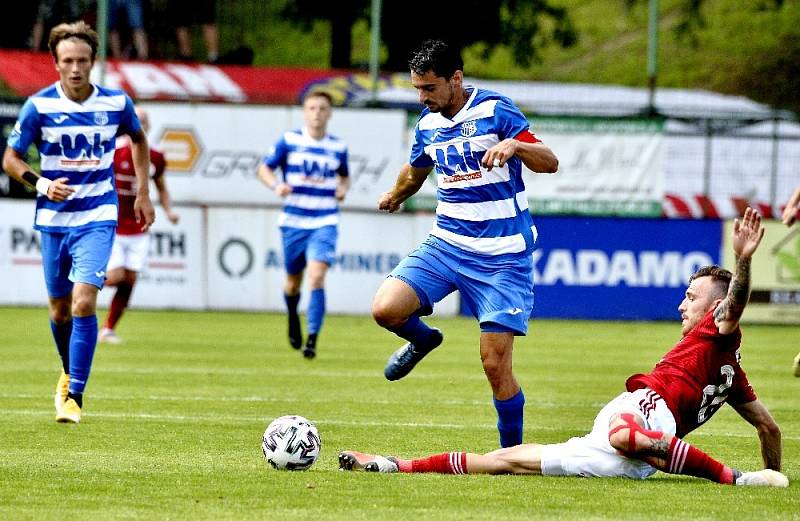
[35,177,53,196]
[21,170,38,186]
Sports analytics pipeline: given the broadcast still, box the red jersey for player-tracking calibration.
[113,142,166,235]
[626,310,757,438]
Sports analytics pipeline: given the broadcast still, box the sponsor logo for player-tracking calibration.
[157,128,203,172]
[95,270,106,278]
[218,237,253,277]
[53,115,68,124]
[442,172,482,183]
[508,308,524,315]
[532,249,714,288]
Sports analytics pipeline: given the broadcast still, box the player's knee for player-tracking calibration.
[608,427,633,453]
[71,295,96,317]
[372,301,402,329]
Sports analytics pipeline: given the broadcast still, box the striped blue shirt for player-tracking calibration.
[410,87,537,256]
[7,82,140,233]
[263,127,349,229]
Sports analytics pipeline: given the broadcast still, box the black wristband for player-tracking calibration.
[21,171,38,186]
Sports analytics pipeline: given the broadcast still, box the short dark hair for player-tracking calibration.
[49,21,99,61]
[689,265,732,299]
[409,39,463,80]
[303,89,334,106]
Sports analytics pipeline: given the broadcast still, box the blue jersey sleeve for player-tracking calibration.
[116,95,142,137]
[7,99,41,154]
[336,148,349,178]
[409,125,434,168]
[494,98,529,140]
[263,136,288,171]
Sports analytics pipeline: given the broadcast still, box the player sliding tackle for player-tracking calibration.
[342,208,788,487]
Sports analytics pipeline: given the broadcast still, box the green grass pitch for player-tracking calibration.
[0,307,797,520]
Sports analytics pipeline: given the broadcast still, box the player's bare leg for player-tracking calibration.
[481,332,525,447]
[373,277,443,380]
[100,267,137,344]
[339,444,544,474]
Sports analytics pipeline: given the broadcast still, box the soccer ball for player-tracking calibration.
[261,415,321,471]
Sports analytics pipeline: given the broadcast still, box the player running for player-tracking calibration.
[372,39,558,447]
[99,107,179,344]
[257,90,350,359]
[342,208,787,488]
[2,22,154,423]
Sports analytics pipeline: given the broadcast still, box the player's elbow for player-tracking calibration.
[541,155,559,173]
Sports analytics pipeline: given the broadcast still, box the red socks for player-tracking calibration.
[397,452,468,474]
[105,282,133,330]
[667,438,735,484]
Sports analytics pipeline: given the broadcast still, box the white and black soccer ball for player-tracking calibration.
[261,415,321,471]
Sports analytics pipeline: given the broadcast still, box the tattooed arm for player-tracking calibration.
[731,400,782,471]
[715,207,765,335]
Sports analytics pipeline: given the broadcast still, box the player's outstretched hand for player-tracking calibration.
[134,194,156,232]
[732,207,765,260]
[378,191,401,213]
[47,177,75,202]
[782,201,799,227]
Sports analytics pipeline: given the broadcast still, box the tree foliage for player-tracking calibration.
[284,0,576,71]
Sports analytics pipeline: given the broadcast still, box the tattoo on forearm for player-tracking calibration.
[716,257,751,322]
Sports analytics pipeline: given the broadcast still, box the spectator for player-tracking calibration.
[30,0,83,52]
[108,0,148,60]
[169,0,219,62]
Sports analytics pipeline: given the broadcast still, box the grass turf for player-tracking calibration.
[0,307,797,520]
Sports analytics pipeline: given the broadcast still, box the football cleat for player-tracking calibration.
[384,328,443,381]
[793,352,800,377]
[338,451,398,473]
[735,469,789,487]
[54,372,69,412]
[56,397,82,424]
[288,314,302,350]
[98,328,122,345]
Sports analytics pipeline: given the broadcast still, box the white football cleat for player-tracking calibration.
[736,469,789,487]
[98,328,122,345]
[339,451,398,473]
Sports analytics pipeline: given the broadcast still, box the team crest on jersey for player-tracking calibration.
[94,111,109,126]
[460,120,477,137]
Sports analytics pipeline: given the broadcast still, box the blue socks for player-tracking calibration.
[68,315,98,395]
[494,389,525,447]
[390,313,437,349]
[50,319,72,374]
[307,288,326,335]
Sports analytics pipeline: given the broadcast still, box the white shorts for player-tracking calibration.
[540,388,676,480]
[106,233,150,272]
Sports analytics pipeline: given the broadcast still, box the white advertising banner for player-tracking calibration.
[206,207,458,316]
[0,200,47,304]
[142,103,408,210]
[0,201,204,308]
[96,207,205,310]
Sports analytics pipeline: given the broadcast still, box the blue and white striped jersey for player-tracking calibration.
[8,82,140,233]
[410,87,540,256]
[263,127,349,229]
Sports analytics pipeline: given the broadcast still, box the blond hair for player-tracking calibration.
[48,21,99,61]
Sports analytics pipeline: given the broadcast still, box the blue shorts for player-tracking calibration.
[390,237,534,335]
[108,0,145,29]
[281,225,338,275]
[40,225,116,297]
